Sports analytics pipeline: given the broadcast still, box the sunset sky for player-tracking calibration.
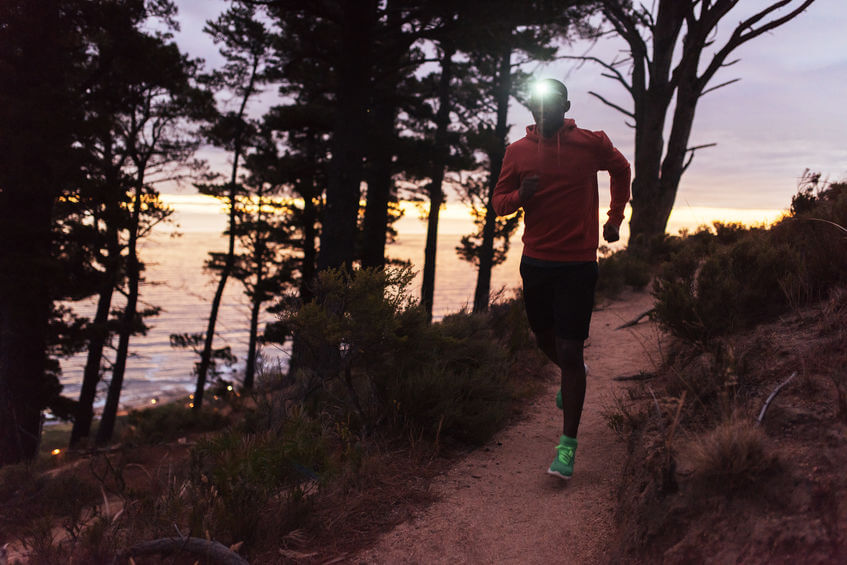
[168,1,846,220]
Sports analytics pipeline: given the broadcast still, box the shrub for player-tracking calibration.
[122,402,229,445]
[597,249,652,297]
[653,180,847,345]
[682,417,776,492]
[186,413,329,546]
[280,266,527,447]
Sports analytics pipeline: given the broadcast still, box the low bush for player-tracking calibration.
[652,180,847,345]
[121,402,230,445]
[185,413,329,546]
[682,417,776,492]
[282,266,530,447]
[597,248,652,297]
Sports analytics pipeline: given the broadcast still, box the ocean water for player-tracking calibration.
[58,215,524,414]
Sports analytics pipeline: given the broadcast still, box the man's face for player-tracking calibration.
[528,82,569,128]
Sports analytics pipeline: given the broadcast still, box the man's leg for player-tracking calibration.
[534,328,559,367]
[556,337,586,438]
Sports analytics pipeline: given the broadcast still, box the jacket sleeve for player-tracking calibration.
[492,144,522,217]
[596,131,631,227]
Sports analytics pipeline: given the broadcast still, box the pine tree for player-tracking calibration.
[94,31,212,445]
[192,1,272,410]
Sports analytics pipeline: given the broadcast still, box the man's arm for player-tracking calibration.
[596,132,631,241]
[492,145,524,217]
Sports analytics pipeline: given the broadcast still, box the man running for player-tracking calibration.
[492,78,631,480]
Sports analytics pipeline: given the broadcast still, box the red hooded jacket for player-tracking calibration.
[493,119,631,262]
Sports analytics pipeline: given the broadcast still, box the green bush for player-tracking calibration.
[187,413,329,545]
[280,266,527,447]
[598,249,652,296]
[652,180,847,345]
[383,312,512,445]
[122,402,230,445]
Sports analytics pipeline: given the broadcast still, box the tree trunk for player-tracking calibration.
[360,100,396,269]
[0,194,53,463]
[0,0,70,464]
[421,44,455,320]
[70,241,117,447]
[243,290,262,390]
[628,74,699,249]
[96,181,144,445]
[472,47,512,313]
[194,51,261,409]
[317,0,374,272]
[288,132,320,379]
[299,130,319,302]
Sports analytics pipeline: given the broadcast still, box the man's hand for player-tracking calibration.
[603,222,620,243]
[518,175,540,204]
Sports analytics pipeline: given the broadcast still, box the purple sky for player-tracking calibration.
[171,1,846,212]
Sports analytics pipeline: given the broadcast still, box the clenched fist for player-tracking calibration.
[603,222,620,243]
[518,175,540,204]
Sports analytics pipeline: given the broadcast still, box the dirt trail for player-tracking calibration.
[356,290,658,565]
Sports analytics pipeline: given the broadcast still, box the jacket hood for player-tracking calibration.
[525,118,576,142]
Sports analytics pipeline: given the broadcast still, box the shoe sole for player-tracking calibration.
[546,469,572,480]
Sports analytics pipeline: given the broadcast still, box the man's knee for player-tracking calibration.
[535,329,555,351]
[555,337,584,369]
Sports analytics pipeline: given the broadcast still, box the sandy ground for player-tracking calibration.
[355,290,659,565]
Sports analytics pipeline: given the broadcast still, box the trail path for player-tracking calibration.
[356,290,658,565]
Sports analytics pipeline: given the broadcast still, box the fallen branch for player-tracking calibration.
[117,537,249,565]
[757,371,797,425]
[613,371,655,381]
[616,308,654,329]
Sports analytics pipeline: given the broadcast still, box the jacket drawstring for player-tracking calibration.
[557,133,561,167]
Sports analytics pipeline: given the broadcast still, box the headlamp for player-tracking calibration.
[530,79,566,103]
[531,80,552,98]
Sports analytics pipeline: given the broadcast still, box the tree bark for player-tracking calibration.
[421,43,455,320]
[96,178,144,445]
[70,238,117,447]
[317,0,374,271]
[0,0,72,464]
[473,47,512,313]
[360,99,396,269]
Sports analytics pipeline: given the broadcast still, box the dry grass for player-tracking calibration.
[682,416,776,492]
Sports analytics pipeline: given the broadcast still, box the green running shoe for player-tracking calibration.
[555,363,589,410]
[547,435,578,480]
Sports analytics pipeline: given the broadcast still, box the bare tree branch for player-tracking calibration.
[700,77,741,96]
[601,0,651,64]
[560,55,633,94]
[681,142,717,173]
[699,0,817,90]
[588,91,635,118]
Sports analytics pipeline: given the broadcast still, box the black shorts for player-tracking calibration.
[519,257,598,341]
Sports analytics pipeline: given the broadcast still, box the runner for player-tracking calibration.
[492,78,631,480]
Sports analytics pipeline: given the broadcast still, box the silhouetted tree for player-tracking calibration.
[233,131,297,388]
[95,33,211,445]
[69,0,183,448]
[591,0,817,248]
[192,2,272,410]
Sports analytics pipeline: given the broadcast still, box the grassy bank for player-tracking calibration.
[609,179,847,562]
